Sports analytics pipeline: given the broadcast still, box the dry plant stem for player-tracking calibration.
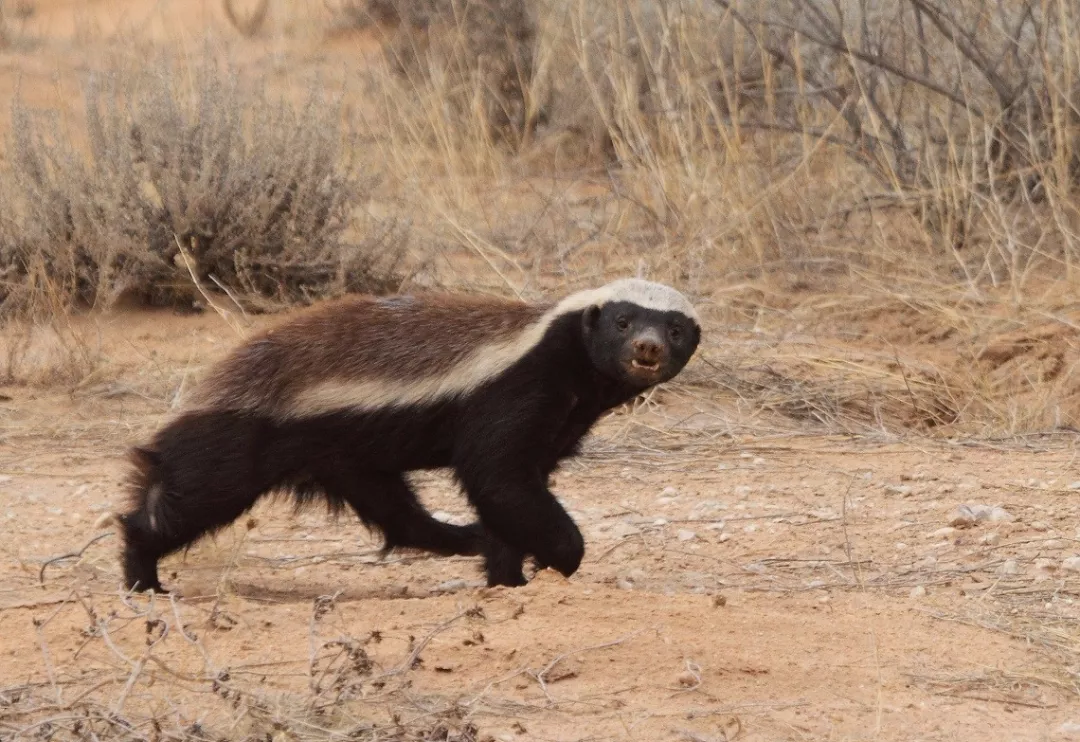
[174,235,247,339]
[38,532,114,585]
[384,607,476,678]
[531,627,650,703]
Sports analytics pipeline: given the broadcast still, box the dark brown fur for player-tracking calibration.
[186,292,551,413]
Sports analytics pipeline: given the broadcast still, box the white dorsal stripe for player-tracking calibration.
[281,279,698,419]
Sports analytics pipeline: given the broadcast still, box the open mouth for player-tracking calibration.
[631,359,661,372]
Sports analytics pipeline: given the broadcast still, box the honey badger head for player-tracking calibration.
[577,279,701,390]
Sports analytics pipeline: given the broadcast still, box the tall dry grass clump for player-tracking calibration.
[0,52,406,319]
[361,0,1080,287]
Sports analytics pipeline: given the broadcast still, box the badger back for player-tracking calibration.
[184,292,552,417]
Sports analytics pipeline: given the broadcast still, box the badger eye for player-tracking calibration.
[669,325,682,341]
[616,317,630,332]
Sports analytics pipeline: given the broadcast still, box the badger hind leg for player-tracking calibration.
[315,469,485,558]
[119,411,273,593]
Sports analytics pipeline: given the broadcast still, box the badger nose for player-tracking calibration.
[632,337,662,363]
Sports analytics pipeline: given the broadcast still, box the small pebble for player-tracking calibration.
[717,533,731,543]
[1031,521,1051,532]
[925,527,956,539]
[949,504,1012,527]
[884,484,913,497]
[0,475,11,485]
[998,559,1020,575]
[676,670,698,688]
[1069,482,1080,491]
[677,529,696,542]
[1034,558,1057,580]
[979,531,1000,546]
[1058,722,1080,738]
[1062,556,1080,572]
[909,585,926,598]
[616,579,633,591]
[660,486,678,497]
[433,579,469,593]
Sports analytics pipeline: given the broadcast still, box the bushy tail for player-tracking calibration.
[124,446,165,531]
[119,445,169,592]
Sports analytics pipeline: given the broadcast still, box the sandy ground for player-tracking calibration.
[2,308,1080,741]
[1,1,1079,739]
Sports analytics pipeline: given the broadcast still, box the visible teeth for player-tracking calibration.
[632,360,659,371]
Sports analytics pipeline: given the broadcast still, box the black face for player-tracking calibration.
[582,300,701,390]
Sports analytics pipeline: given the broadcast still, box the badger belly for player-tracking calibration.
[267,402,459,475]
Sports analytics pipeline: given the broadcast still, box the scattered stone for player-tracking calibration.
[616,579,634,591]
[734,485,751,497]
[1062,556,1080,572]
[660,486,678,497]
[1058,721,1080,738]
[998,559,1020,575]
[925,527,957,539]
[653,518,668,526]
[949,504,1013,528]
[884,484,913,497]
[909,585,927,598]
[752,457,766,466]
[938,484,955,494]
[676,670,699,688]
[1031,521,1051,532]
[916,556,938,570]
[1069,482,1080,491]
[744,563,767,574]
[0,475,12,485]
[1034,558,1058,580]
[894,542,908,550]
[433,579,469,593]
[807,580,826,589]
[677,529,696,542]
[718,533,732,543]
[979,531,1000,546]
[743,524,757,533]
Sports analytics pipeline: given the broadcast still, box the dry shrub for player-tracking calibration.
[0,53,407,319]
[362,0,538,149]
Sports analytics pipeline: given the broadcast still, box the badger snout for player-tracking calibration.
[626,328,668,379]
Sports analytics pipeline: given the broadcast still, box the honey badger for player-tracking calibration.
[119,278,701,593]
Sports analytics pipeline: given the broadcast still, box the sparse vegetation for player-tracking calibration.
[0,53,406,319]
[1,4,1080,739]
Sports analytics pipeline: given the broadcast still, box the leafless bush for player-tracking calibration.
[0,54,407,318]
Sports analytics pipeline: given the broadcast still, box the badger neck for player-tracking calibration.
[527,309,646,411]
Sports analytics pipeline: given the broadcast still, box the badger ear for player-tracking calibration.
[582,304,602,336]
